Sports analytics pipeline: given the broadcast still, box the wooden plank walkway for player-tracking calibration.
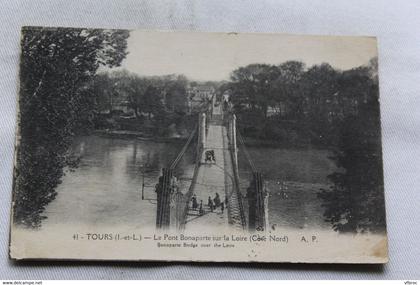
[184,105,244,230]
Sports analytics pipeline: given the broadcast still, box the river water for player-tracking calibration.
[43,135,337,231]
[43,135,195,230]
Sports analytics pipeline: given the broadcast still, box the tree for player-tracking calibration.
[318,64,385,233]
[298,63,341,145]
[14,27,129,227]
[301,63,340,118]
[338,66,374,117]
[272,61,305,118]
[230,64,279,118]
[112,71,151,117]
[142,85,164,119]
[164,75,188,113]
[92,72,119,114]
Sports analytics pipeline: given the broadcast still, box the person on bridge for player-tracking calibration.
[214,193,221,208]
[208,197,214,212]
[199,200,204,216]
[220,202,224,214]
[191,195,198,210]
[205,150,216,163]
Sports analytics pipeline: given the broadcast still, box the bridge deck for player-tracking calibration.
[185,124,229,229]
[185,106,244,231]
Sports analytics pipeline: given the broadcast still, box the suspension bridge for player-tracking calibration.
[154,100,268,232]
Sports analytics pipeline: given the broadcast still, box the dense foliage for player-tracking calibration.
[14,27,129,227]
[230,60,379,147]
[229,58,385,233]
[91,71,195,136]
[318,94,385,233]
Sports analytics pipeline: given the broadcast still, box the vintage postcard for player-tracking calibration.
[10,27,388,263]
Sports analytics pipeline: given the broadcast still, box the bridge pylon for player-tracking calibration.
[155,116,201,231]
[199,112,206,161]
[247,172,269,232]
[155,168,173,229]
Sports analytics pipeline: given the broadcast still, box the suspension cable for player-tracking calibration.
[170,124,197,169]
[237,129,257,173]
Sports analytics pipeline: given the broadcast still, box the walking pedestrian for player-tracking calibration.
[220,202,224,214]
[192,196,198,210]
[199,200,204,215]
[214,193,221,208]
[208,196,214,212]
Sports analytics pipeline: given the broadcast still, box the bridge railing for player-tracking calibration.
[176,147,202,230]
[237,130,270,232]
[225,108,247,230]
[224,103,269,232]
[155,113,205,231]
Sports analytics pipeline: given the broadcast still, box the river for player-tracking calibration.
[43,135,195,230]
[43,135,337,231]
[237,146,338,230]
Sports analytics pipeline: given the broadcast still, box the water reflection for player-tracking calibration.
[43,135,335,231]
[43,135,194,230]
[238,146,336,230]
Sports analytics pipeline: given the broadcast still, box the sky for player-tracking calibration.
[114,30,378,81]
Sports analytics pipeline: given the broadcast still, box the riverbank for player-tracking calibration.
[239,135,339,152]
[93,129,189,143]
[238,145,337,184]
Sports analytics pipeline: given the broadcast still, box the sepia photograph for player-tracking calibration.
[10,27,387,263]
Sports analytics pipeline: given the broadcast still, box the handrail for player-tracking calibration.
[223,106,247,229]
[178,140,203,230]
[237,130,257,173]
[229,128,247,230]
[170,126,197,170]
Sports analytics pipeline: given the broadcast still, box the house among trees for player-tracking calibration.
[222,90,231,103]
[187,85,215,111]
